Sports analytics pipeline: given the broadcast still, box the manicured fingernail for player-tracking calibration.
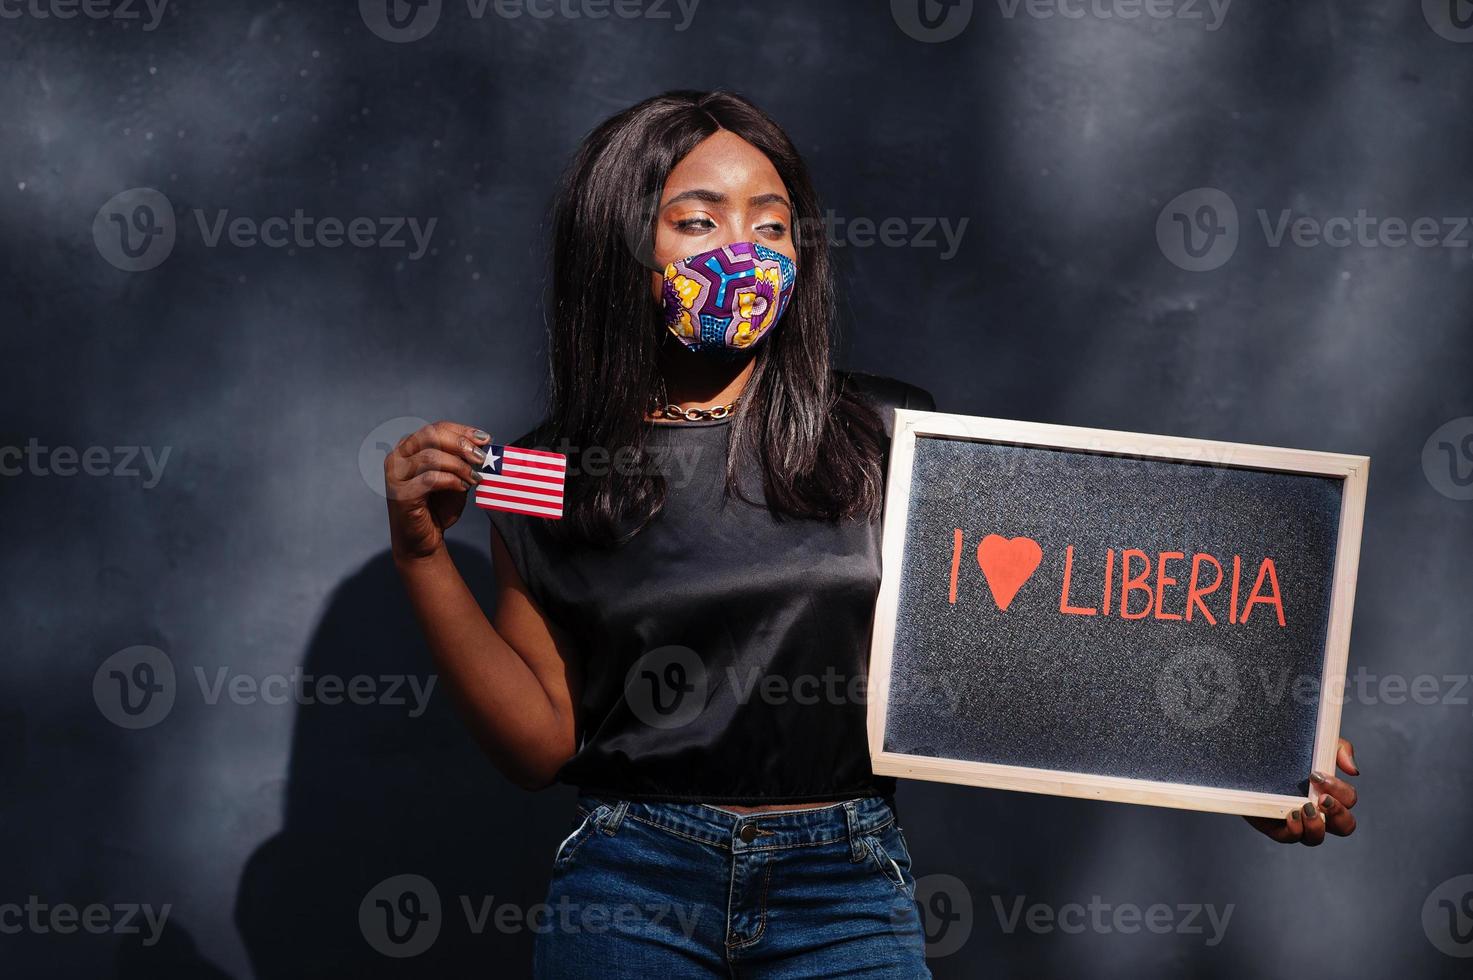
[473,429,490,442]
[1320,795,1335,810]
[1346,746,1358,771]
[1310,770,1331,783]
[1303,802,1317,820]
[471,446,487,462]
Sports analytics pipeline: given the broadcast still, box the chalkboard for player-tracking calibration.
[866,412,1369,819]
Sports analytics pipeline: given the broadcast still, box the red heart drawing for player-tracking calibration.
[976,535,1043,612]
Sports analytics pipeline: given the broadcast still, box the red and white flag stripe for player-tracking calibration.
[473,443,567,520]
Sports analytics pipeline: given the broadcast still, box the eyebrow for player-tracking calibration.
[662,189,793,213]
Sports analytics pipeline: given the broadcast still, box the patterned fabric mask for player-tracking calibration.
[660,241,797,356]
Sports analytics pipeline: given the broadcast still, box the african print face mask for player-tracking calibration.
[659,241,797,356]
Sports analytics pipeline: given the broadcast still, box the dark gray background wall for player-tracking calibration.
[3,0,1471,976]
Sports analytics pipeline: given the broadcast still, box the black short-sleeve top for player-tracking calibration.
[484,369,937,805]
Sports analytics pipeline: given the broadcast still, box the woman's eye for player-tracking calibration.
[674,217,716,232]
[758,222,788,237]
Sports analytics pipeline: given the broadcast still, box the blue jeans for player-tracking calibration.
[532,793,932,978]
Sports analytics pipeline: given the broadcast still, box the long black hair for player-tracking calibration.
[540,89,887,549]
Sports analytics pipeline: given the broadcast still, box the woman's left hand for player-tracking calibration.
[1243,737,1359,846]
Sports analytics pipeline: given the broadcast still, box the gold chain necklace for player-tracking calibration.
[646,377,740,422]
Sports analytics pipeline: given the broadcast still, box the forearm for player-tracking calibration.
[394,545,574,788]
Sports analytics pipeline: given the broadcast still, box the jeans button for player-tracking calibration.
[738,823,757,843]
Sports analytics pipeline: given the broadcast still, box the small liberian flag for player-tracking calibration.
[474,443,567,520]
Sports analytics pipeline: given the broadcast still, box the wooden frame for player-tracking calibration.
[866,410,1370,819]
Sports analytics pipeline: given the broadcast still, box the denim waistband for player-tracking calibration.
[577,793,896,858]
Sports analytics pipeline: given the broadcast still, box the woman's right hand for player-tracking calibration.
[385,421,492,561]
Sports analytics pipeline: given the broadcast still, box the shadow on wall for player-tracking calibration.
[220,543,569,977]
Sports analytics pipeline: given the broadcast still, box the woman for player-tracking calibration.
[383,90,1359,976]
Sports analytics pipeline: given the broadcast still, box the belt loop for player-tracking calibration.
[843,800,865,862]
[597,800,629,835]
